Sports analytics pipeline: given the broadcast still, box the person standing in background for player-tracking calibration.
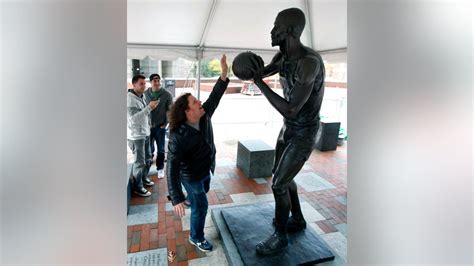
[127,74,159,197]
[144,73,173,179]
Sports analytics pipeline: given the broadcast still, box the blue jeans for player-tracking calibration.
[150,127,166,170]
[181,175,210,242]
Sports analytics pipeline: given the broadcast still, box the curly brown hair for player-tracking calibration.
[168,93,191,129]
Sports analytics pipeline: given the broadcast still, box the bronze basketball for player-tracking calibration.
[232,51,264,80]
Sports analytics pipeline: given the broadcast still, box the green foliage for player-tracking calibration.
[200,59,220,77]
[208,59,221,73]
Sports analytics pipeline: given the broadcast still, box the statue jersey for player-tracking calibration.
[277,46,325,127]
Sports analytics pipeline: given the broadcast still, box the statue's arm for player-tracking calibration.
[261,52,282,78]
[254,57,319,119]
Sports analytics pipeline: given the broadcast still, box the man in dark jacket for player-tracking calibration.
[166,54,228,253]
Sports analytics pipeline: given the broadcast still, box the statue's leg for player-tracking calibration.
[271,180,306,231]
[256,142,306,255]
[272,143,307,227]
[272,128,316,232]
[288,180,304,217]
[272,126,285,174]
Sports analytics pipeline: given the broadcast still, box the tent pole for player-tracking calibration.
[127,43,345,55]
[196,49,203,100]
[199,0,218,47]
[197,59,201,100]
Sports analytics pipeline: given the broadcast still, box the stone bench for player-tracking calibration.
[236,139,275,179]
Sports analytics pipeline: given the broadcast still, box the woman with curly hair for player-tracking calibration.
[166,54,229,253]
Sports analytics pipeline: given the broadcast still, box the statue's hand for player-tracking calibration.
[251,55,264,82]
[253,70,263,82]
[232,51,264,81]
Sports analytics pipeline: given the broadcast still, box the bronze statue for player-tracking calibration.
[232,8,325,255]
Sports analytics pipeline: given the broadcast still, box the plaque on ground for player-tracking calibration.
[220,203,335,265]
[127,248,167,266]
[127,203,158,226]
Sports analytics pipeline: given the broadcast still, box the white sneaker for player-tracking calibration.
[133,187,151,197]
[158,169,165,179]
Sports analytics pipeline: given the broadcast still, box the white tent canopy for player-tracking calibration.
[127,0,347,63]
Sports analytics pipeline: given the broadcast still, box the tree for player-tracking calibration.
[195,59,220,78]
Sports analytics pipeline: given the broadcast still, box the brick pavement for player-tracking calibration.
[127,139,347,265]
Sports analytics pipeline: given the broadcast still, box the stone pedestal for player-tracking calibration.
[315,121,341,152]
[236,139,275,178]
[212,203,335,265]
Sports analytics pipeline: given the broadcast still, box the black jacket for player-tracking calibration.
[167,77,229,206]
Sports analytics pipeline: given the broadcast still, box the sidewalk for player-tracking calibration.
[127,129,347,265]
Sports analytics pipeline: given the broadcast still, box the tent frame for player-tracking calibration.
[127,43,346,100]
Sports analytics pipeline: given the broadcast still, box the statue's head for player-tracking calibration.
[271,8,306,47]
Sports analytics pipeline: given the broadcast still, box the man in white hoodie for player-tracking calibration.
[127,74,159,197]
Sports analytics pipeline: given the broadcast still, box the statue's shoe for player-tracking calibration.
[272,217,307,232]
[256,232,288,256]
